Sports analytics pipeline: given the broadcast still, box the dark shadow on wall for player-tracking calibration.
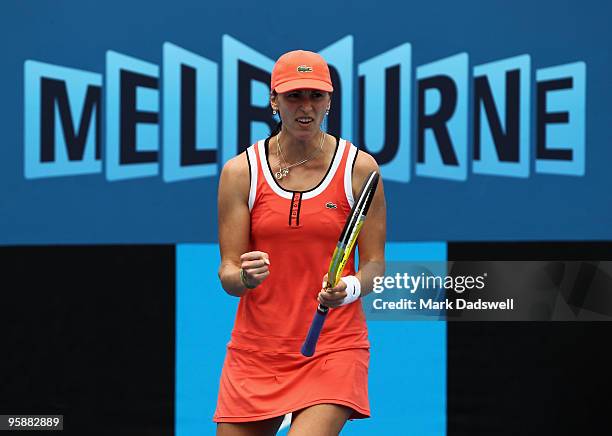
[447,241,612,436]
[0,245,175,436]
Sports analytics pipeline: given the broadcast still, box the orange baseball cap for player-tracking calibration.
[271,50,334,93]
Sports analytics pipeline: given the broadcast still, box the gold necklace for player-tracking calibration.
[275,131,325,180]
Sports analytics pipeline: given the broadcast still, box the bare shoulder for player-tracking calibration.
[352,149,381,189]
[221,152,250,177]
[219,151,250,201]
[354,149,379,173]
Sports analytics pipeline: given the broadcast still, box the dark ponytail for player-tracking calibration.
[268,90,282,138]
[269,120,282,138]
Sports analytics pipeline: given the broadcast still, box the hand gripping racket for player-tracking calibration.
[301,171,380,357]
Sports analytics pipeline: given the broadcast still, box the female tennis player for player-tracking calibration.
[214,49,386,435]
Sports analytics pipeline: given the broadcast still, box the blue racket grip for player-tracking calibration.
[301,305,329,357]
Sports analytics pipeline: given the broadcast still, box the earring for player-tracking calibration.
[325,108,330,116]
[272,109,277,115]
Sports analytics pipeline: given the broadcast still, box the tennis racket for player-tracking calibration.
[301,170,380,357]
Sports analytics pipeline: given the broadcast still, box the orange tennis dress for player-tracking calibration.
[213,136,370,423]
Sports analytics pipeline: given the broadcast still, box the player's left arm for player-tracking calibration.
[352,151,386,298]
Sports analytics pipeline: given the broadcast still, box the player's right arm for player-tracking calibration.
[217,153,270,297]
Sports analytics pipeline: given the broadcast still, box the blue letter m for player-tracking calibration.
[25,61,102,178]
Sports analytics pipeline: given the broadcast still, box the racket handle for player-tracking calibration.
[301,305,329,357]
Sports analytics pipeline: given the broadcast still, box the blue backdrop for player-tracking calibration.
[1,0,610,244]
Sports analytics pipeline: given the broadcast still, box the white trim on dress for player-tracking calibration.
[257,138,347,200]
[344,144,358,208]
[246,144,258,211]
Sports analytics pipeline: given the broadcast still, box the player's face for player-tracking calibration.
[273,89,331,141]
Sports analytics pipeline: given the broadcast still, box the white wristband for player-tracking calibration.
[340,275,361,306]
